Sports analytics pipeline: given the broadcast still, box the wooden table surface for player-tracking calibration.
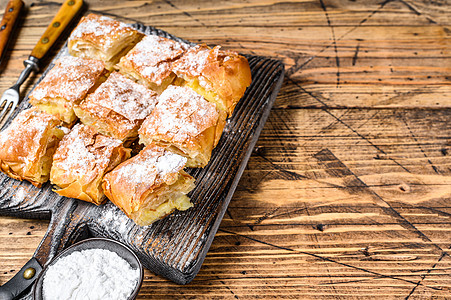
[0,0,450,298]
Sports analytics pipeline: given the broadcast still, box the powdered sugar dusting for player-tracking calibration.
[128,35,186,67]
[70,14,136,51]
[84,72,158,121]
[120,35,186,85]
[0,108,58,169]
[155,151,187,179]
[113,144,186,187]
[172,45,238,90]
[52,124,122,177]
[12,185,27,203]
[172,45,212,77]
[100,203,131,234]
[30,56,105,103]
[140,86,218,143]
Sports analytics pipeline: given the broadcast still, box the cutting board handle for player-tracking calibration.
[0,198,86,299]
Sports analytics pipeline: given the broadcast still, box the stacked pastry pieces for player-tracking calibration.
[0,14,251,226]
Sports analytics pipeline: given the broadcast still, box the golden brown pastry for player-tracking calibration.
[116,35,187,93]
[50,124,131,205]
[68,13,143,69]
[138,85,226,168]
[0,108,64,187]
[172,44,252,116]
[29,56,107,126]
[102,144,195,226]
[74,72,158,143]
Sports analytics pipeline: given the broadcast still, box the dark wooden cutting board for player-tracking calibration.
[0,23,284,288]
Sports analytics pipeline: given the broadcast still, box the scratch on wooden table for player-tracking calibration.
[288,77,412,172]
[218,228,445,292]
[407,205,451,218]
[405,245,451,299]
[254,151,307,181]
[162,0,207,27]
[401,115,441,175]
[286,0,391,77]
[253,207,280,225]
[313,148,450,256]
[88,10,142,23]
[379,86,434,106]
[397,0,439,25]
[287,0,445,80]
[318,0,340,88]
[29,1,62,7]
[226,208,255,232]
[217,275,240,299]
[352,44,360,66]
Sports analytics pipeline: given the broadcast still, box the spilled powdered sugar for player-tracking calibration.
[100,203,131,234]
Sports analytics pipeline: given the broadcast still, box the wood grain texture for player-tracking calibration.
[0,0,450,299]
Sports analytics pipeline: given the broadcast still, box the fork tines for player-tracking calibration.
[0,89,19,129]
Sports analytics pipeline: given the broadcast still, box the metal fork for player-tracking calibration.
[0,57,38,127]
[0,0,83,129]
[0,0,24,127]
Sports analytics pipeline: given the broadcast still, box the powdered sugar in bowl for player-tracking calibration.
[32,238,143,300]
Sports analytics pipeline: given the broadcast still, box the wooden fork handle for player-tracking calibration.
[30,0,83,60]
[0,0,24,65]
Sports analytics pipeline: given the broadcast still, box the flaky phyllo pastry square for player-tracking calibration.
[29,56,107,126]
[68,13,143,69]
[172,44,252,116]
[0,108,64,187]
[50,124,131,205]
[102,144,195,226]
[74,72,158,143]
[116,35,188,93]
[139,85,226,168]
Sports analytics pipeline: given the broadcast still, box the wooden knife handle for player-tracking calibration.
[30,0,83,60]
[0,0,24,63]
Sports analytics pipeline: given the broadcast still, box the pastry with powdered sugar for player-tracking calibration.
[68,13,143,69]
[0,108,64,187]
[75,72,158,143]
[138,85,226,168]
[29,56,107,126]
[50,124,131,205]
[172,44,252,116]
[102,143,195,226]
[116,34,189,93]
